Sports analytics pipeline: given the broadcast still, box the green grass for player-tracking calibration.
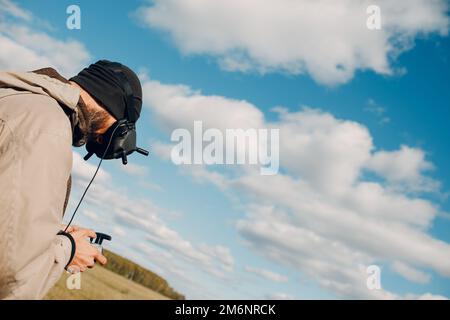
[45,249,185,300]
[45,265,170,300]
[101,250,184,300]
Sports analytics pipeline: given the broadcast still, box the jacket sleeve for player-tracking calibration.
[0,95,75,300]
[9,235,74,300]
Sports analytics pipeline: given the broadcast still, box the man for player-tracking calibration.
[0,60,143,299]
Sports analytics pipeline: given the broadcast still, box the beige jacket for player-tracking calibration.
[0,71,80,299]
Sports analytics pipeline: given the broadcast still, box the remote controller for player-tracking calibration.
[90,232,112,254]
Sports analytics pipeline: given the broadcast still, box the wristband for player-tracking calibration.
[57,230,76,269]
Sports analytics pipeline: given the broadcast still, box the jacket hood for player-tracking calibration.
[0,71,80,110]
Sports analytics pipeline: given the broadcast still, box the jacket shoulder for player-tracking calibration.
[0,91,72,143]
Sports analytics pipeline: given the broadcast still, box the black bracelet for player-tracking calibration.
[57,230,76,269]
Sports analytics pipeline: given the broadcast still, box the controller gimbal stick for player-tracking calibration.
[90,232,112,254]
[83,146,150,164]
[120,147,150,165]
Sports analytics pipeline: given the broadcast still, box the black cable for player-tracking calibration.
[64,125,119,232]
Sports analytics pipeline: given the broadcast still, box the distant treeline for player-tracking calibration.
[103,250,185,300]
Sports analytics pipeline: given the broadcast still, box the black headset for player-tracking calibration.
[64,64,148,232]
[83,63,149,165]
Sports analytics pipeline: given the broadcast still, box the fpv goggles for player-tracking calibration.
[83,63,149,165]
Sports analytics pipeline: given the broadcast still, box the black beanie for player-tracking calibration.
[70,60,142,122]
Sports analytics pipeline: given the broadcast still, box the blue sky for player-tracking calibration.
[2,0,450,299]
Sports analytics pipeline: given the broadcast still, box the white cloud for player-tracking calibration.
[82,209,101,224]
[93,181,234,279]
[275,107,373,194]
[245,266,288,283]
[367,145,440,193]
[133,242,187,281]
[0,1,90,76]
[404,292,448,300]
[71,150,235,288]
[364,99,390,125]
[137,0,449,85]
[180,165,229,191]
[139,180,164,192]
[416,293,448,300]
[236,204,397,299]
[134,242,231,299]
[392,261,431,284]
[118,162,149,177]
[112,226,127,238]
[71,151,111,185]
[143,79,264,133]
[265,293,294,300]
[143,77,449,299]
[0,0,32,21]
[151,141,173,161]
[200,245,235,272]
[143,222,233,277]
[233,170,449,299]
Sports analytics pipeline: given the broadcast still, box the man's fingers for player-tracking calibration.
[62,225,73,232]
[67,265,80,274]
[80,228,97,239]
[95,253,107,265]
[62,224,81,233]
[85,257,95,268]
[70,225,81,232]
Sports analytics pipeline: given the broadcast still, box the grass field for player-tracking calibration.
[45,266,169,300]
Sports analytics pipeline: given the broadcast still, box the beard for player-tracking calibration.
[86,108,113,144]
[73,99,113,147]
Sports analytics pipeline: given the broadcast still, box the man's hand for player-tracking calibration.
[60,224,81,233]
[66,228,107,273]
